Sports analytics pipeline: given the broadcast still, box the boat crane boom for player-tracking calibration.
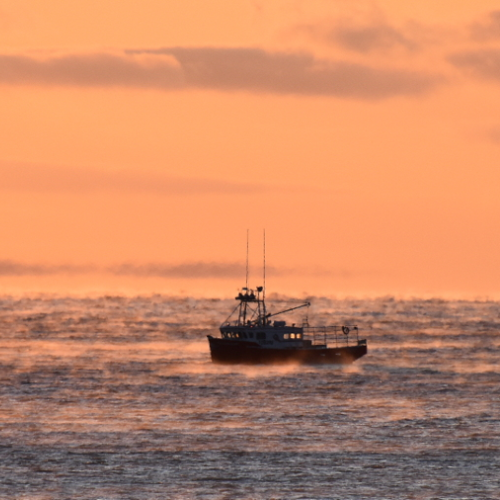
[266,302,310,319]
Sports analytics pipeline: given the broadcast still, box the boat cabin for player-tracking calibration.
[220,316,312,348]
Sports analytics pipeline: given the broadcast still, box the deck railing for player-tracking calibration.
[303,325,361,347]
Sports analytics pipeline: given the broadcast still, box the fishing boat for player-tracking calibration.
[207,285,367,365]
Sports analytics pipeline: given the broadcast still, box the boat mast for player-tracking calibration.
[245,229,249,291]
[262,229,267,323]
[239,229,249,325]
[234,230,268,326]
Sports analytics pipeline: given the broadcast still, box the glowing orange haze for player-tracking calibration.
[1,1,500,297]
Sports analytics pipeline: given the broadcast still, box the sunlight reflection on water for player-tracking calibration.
[0,295,499,499]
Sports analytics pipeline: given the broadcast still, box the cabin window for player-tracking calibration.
[297,333,302,339]
[241,332,247,339]
[283,333,289,340]
[222,332,227,338]
[248,332,254,339]
[290,333,295,339]
[256,332,266,340]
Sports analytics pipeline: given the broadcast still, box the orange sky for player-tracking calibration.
[1,1,500,297]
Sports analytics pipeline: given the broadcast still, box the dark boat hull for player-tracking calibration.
[207,336,367,365]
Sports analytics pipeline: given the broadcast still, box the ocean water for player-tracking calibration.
[0,293,499,500]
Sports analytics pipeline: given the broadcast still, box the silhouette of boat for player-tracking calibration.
[207,286,367,365]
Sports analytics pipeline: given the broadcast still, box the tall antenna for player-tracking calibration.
[245,229,249,290]
[263,229,266,304]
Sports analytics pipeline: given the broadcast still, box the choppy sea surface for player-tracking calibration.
[0,293,499,500]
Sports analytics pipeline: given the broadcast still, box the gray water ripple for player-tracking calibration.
[0,295,499,499]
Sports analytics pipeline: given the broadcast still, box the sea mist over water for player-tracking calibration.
[0,294,499,499]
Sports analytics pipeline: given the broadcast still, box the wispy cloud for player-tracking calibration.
[0,162,264,195]
[0,260,250,278]
[0,260,93,276]
[291,12,500,85]
[135,47,441,99]
[0,47,443,99]
[487,125,500,144]
[469,10,500,41]
[110,262,248,279]
[0,259,350,279]
[332,23,418,53]
[294,19,420,54]
[0,51,183,88]
[448,49,500,83]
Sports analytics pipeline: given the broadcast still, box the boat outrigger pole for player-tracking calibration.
[266,302,310,320]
